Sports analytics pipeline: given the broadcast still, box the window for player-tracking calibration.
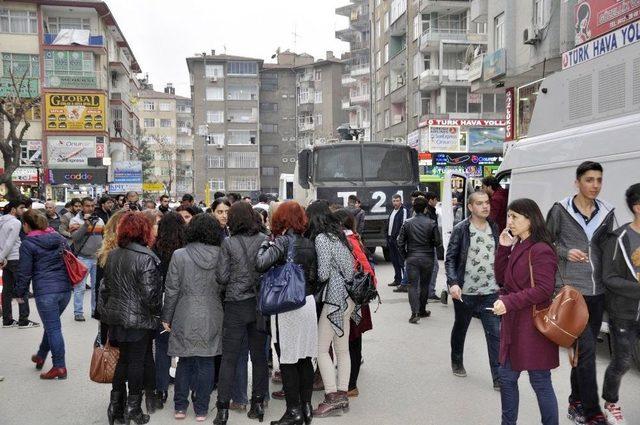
[412,53,422,78]
[227,84,258,100]
[383,11,389,31]
[206,133,224,145]
[422,94,431,115]
[376,81,382,100]
[228,108,257,123]
[376,51,382,69]
[160,119,172,128]
[534,0,545,27]
[177,103,191,113]
[0,9,38,34]
[476,22,487,35]
[384,109,390,128]
[495,13,505,50]
[227,61,258,76]
[314,69,322,81]
[413,92,421,116]
[483,93,495,114]
[261,145,279,154]
[424,53,431,71]
[207,155,225,168]
[262,167,279,176]
[384,76,390,96]
[375,19,381,46]
[228,130,257,145]
[207,110,224,123]
[228,152,259,168]
[205,64,223,78]
[144,118,155,128]
[43,51,95,87]
[262,73,278,91]
[159,102,172,111]
[297,87,310,104]
[422,13,431,33]
[143,101,155,111]
[260,102,278,112]
[315,114,323,126]
[413,15,420,40]
[206,87,224,101]
[384,43,389,63]
[262,123,278,133]
[46,17,90,33]
[446,87,469,113]
[209,178,225,191]
[495,92,506,113]
[376,113,382,131]
[2,53,39,78]
[314,90,322,103]
[230,176,258,191]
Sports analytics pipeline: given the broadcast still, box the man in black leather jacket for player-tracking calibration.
[397,197,441,324]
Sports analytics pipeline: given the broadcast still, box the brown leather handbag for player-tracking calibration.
[528,253,589,364]
[89,337,120,383]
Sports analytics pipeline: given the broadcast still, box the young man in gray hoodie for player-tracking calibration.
[1,200,39,328]
[547,161,616,425]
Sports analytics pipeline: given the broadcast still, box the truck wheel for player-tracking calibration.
[382,247,390,261]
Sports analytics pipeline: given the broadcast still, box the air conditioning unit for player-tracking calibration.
[216,140,224,149]
[210,77,218,83]
[523,27,542,45]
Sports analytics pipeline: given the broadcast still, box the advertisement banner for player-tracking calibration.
[505,87,515,141]
[143,182,165,192]
[468,127,506,153]
[48,168,107,185]
[575,0,640,45]
[407,130,420,150]
[108,183,142,194]
[564,17,640,68]
[419,118,506,128]
[47,136,100,167]
[468,55,483,82]
[44,93,106,132]
[483,48,506,81]
[112,161,143,183]
[0,77,39,97]
[13,167,39,185]
[428,126,460,152]
[429,153,503,177]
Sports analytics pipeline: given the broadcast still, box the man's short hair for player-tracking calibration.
[348,194,359,203]
[413,197,428,214]
[625,183,640,213]
[126,191,138,199]
[392,194,402,201]
[4,199,25,214]
[468,190,489,205]
[98,195,111,206]
[64,201,72,208]
[481,176,501,190]
[159,194,169,201]
[425,192,438,202]
[258,194,269,203]
[411,190,426,198]
[182,193,194,202]
[213,191,226,199]
[576,161,603,180]
[70,198,82,206]
[81,197,94,205]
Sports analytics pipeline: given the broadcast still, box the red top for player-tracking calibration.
[347,231,374,340]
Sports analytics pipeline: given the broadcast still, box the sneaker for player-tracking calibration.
[393,286,408,293]
[18,320,40,329]
[585,413,608,425]
[452,363,467,377]
[440,290,449,305]
[604,402,626,425]
[74,314,85,322]
[409,314,420,324]
[2,320,18,328]
[388,281,400,287]
[493,378,501,391]
[419,310,431,318]
[568,401,586,424]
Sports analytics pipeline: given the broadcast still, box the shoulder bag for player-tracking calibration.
[343,239,380,306]
[89,333,120,384]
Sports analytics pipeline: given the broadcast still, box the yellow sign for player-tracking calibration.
[205,183,211,207]
[143,182,165,192]
[44,93,106,132]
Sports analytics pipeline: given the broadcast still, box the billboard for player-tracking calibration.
[468,127,506,153]
[428,126,460,152]
[47,136,103,167]
[44,93,106,132]
[575,0,640,45]
[111,161,143,193]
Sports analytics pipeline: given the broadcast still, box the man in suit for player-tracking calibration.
[387,194,408,291]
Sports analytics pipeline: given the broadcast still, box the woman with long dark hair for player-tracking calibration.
[256,201,318,425]
[492,198,559,425]
[214,202,268,425]
[99,212,162,425]
[151,212,186,408]
[211,198,231,234]
[306,201,358,418]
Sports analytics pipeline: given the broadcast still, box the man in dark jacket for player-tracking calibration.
[600,183,640,424]
[95,196,114,225]
[481,176,508,232]
[346,195,365,236]
[547,161,616,425]
[397,197,441,323]
[386,194,408,290]
[44,201,61,232]
[158,195,172,214]
[445,191,500,389]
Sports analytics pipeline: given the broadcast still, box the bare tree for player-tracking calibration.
[0,71,40,200]
[142,132,177,197]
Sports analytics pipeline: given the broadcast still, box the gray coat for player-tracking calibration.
[161,242,223,357]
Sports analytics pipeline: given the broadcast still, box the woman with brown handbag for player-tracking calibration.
[492,198,559,425]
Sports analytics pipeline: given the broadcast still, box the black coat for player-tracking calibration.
[387,207,407,239]
[98,242,162,330]
[445,218,499,289]
[95,208,112,226]
[255,232,318,296]
[603,224,640,321]
[396,213,441,259]
[216,232,266,302]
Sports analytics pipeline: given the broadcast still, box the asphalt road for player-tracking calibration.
[1,255,639,425]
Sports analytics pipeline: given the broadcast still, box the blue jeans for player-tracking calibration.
[175,356,215,416]
[35,291,71,368]
[74,256,97,315]
[231,339,249,405]
[499,361,558,425]
[155,326,171,392]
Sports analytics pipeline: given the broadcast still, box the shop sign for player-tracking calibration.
[433,153,503,167]
[0,77,39,97]
[108,183,143,194]
[113,161,143,184]
[574,0,640,45]
[483,48,506,81]
[468,127,506,153]
[419,118,506,128]
[407,130,420,150]
[563,17,640,69]
[44,93,106,132]
[48,168,107,185]
[468,55,483,82]
[13,167,39,184]
[505,87,515,141]
[46,75,97,89]
[143,182,165,192]
[47,136,102,167]
[429,126,460,152]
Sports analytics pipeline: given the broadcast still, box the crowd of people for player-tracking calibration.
[1,159,639,425]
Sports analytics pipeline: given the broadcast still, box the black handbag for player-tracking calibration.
[345,264,379,305]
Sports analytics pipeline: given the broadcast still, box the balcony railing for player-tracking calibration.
[420,28,469,48]
[298,122,315,132]
[342,74,357,86]
[177,141,194,150]
[350,64,370,77]
[178,127,192,136]
[342,99,352,110]
[350,92,370,104]
[421,0,470,13]
[43,33,104,47]
[420,68,470,90]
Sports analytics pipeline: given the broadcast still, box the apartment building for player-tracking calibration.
[1,0,141,201]
[187,52,263,200]
[336,0,371,140]
[175,95,194,195]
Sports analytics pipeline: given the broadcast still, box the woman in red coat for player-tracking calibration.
[492,198,559,425]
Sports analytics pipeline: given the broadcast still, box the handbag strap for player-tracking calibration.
[528,251,540,318]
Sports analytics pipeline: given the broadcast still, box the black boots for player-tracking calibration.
[107,390,126,425]
[145,390,164,413]
[409,313,421,324]
[124,394,150,425]
[270,406,303,425]
[248,395,266,422]
[214,401,229,425]
[301,401,313,424]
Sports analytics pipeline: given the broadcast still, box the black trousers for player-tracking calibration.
[280,358,314,408]
[2,260,30,325]
[406,256,434,314]
[217,298,269,404]
[112,332,155,396]
[348,336,363,391]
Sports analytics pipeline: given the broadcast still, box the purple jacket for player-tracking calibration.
[495,239,559,371]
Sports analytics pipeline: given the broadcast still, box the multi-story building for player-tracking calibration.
[175,94,194,196]
[336,0,371,140]
[187,52,263,200]
[1,0,141,201]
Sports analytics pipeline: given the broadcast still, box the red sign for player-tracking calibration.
[505,87,515,141]
[418,118,506,128]
[418,152,432,160]
[575,0,640,45]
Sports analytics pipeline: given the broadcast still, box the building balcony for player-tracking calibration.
[298,122,315,132]
[350,64,370,77]
[44,33,104,47]
[336,27,358,43]
[342,99,353,110]
[177,141,194,150]
[420,69,470,90]
[336,3,355,17]
[178,127,192,136]
[342,74,357,86]
[420,0,470,14]
[420,28,471,51]
[470,0,488,23]
[350,92,370,104]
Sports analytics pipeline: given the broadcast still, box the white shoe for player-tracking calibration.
[604,402,626,425]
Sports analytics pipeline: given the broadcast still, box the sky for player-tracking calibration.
[106,0,351,97]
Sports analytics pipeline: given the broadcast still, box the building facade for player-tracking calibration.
[1,0,141,201]
[175,95,194,196]
[187,53,263,200]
